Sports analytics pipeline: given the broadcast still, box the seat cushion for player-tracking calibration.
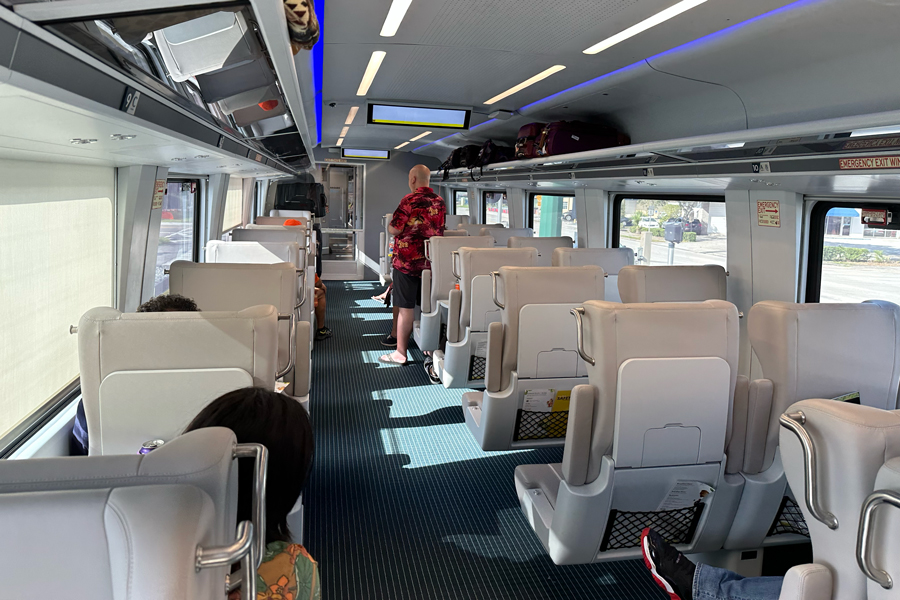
[514,463,564,508]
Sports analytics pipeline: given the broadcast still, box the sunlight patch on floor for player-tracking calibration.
[441,508,548,562]
[379,424,529,469]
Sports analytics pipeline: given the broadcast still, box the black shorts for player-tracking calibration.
[392,269,421,309]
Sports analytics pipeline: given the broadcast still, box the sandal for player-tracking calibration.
[378,353,408,366]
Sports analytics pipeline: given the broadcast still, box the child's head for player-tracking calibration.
[185,387,314,543]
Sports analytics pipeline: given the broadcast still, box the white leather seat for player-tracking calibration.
[230,227,316,349]
[439,247,538,388]
[778,400,900,599]
[169,261,311,403]
[617,265,727,303]
[463,266,605,451]
[413,235,494,352]
[726,300,900,551]
[859,456,900,599]
[445,214,470,229]
[0,427,258,599]
[482,227,533,246]
[270,209,312,221]
[78,305,278,455]
[508,236,573,266]
[552,248,634,302]
[443,229,468,237]
[255,215,309,227]
[459,223,504,236]
[516,299,741,565]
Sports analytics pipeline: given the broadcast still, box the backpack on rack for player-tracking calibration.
[515,123,547,159]
[440,148,464,181]
[471,140,514,179]
[458,144,483,169]
[535,121,630,157]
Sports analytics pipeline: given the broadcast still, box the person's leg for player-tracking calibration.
[391,306,399,337]
[315,288,326,329]
[694,565,783,600]
[393,307,415,361]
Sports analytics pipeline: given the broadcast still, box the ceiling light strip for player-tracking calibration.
[336,137,345,146]
[484,65,566,105]
[395,142,410,149]
[340,126,350,137]
[380,0,413,37]
[357,51,387,96]
[409,131,432,142]
[584,0,708,55]
[345,106,360,125]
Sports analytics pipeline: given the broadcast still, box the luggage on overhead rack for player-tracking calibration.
[458,145,483,169]
[470,140,514,179]
[535,121,630,157]
[515,122,546,159]
[440,144,482,181]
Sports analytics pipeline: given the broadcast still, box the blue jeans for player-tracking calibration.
[695,564,784,600]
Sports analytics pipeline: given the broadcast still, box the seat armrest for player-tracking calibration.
[447,288,462,344]
[421,270,432,314]
[562,385,596,486]
[485,321,503,393]
[778,564,832,600]
[726,375,750,474]
[294,321,311,397]
[743,379,774,475]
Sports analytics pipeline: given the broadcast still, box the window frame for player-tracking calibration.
[451,189,468,216]
[611,193,726,249]
[481,189,508,225]
[527,191,577,230]
[0,379,81,459]
[164,178,202,263]
[804,199,900,303]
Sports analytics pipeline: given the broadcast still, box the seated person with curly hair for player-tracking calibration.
[185,387,319,600]
[70,294,200,455]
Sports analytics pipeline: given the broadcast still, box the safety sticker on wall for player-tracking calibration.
[152,179,166,210]
[523,389,571,412]
[756,200,780,228]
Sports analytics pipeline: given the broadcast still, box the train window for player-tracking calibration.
[153,181,199,296]
[453,190,469,216]
[483,191,508,226]
[613,195,727,267]
[0,164,114,441]
[530,194,578,244]
[806,202,900,303]
[222,177,244,233]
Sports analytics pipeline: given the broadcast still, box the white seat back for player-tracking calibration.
[235,225,309,251]
[482,227,533,246]
[169,261,303,390]
[618,265,726,303]
[459,223,504,236]
[445,215,470,229]
[750,301,900,473]
[491,266,605,391]
[780,400,900,600]
[579,299,740,483]
[270,209,312,220]
[552,248,634,301]
[78,306,278,455]
[864,456,900,599]
[256,215,310,227]
[0,428,244,599]
[508,236,574,266]
[443,229,468,237]
[456,247,537,333]
[206,239,302,267]
[423,235,493,312]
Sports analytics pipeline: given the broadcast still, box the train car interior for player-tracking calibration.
[4,0,900,598]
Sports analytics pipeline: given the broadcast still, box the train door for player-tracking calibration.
[320,164,365,280]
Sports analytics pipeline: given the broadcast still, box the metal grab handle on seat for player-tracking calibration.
[234,443,269,568]
[779,411,839,530]
[197,521,256,600]
[490,271,505,309]
[451,251,461,280]
[424,239,432,262]
[296,269,307,308]
[69,326,78,334]
[276,314,297,379]
[857,490,900,589]
[570,307,596,366]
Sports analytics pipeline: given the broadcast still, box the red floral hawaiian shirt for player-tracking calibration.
[391,187,446,275]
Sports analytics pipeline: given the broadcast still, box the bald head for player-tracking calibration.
[408,164,432,192]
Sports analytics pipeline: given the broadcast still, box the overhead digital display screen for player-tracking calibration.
[342,148,391,160]
[368,104,471,129]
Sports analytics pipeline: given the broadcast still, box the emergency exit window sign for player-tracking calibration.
[757,200,780,228]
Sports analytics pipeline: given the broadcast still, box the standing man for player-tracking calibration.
[379,164,445,365]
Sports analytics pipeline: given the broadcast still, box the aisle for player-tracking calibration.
[305,281,666,600]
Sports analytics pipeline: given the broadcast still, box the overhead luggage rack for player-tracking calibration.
[4,0,315,175]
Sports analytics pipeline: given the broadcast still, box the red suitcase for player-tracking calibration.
[536,121,630,157]
[515,123,547,159]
